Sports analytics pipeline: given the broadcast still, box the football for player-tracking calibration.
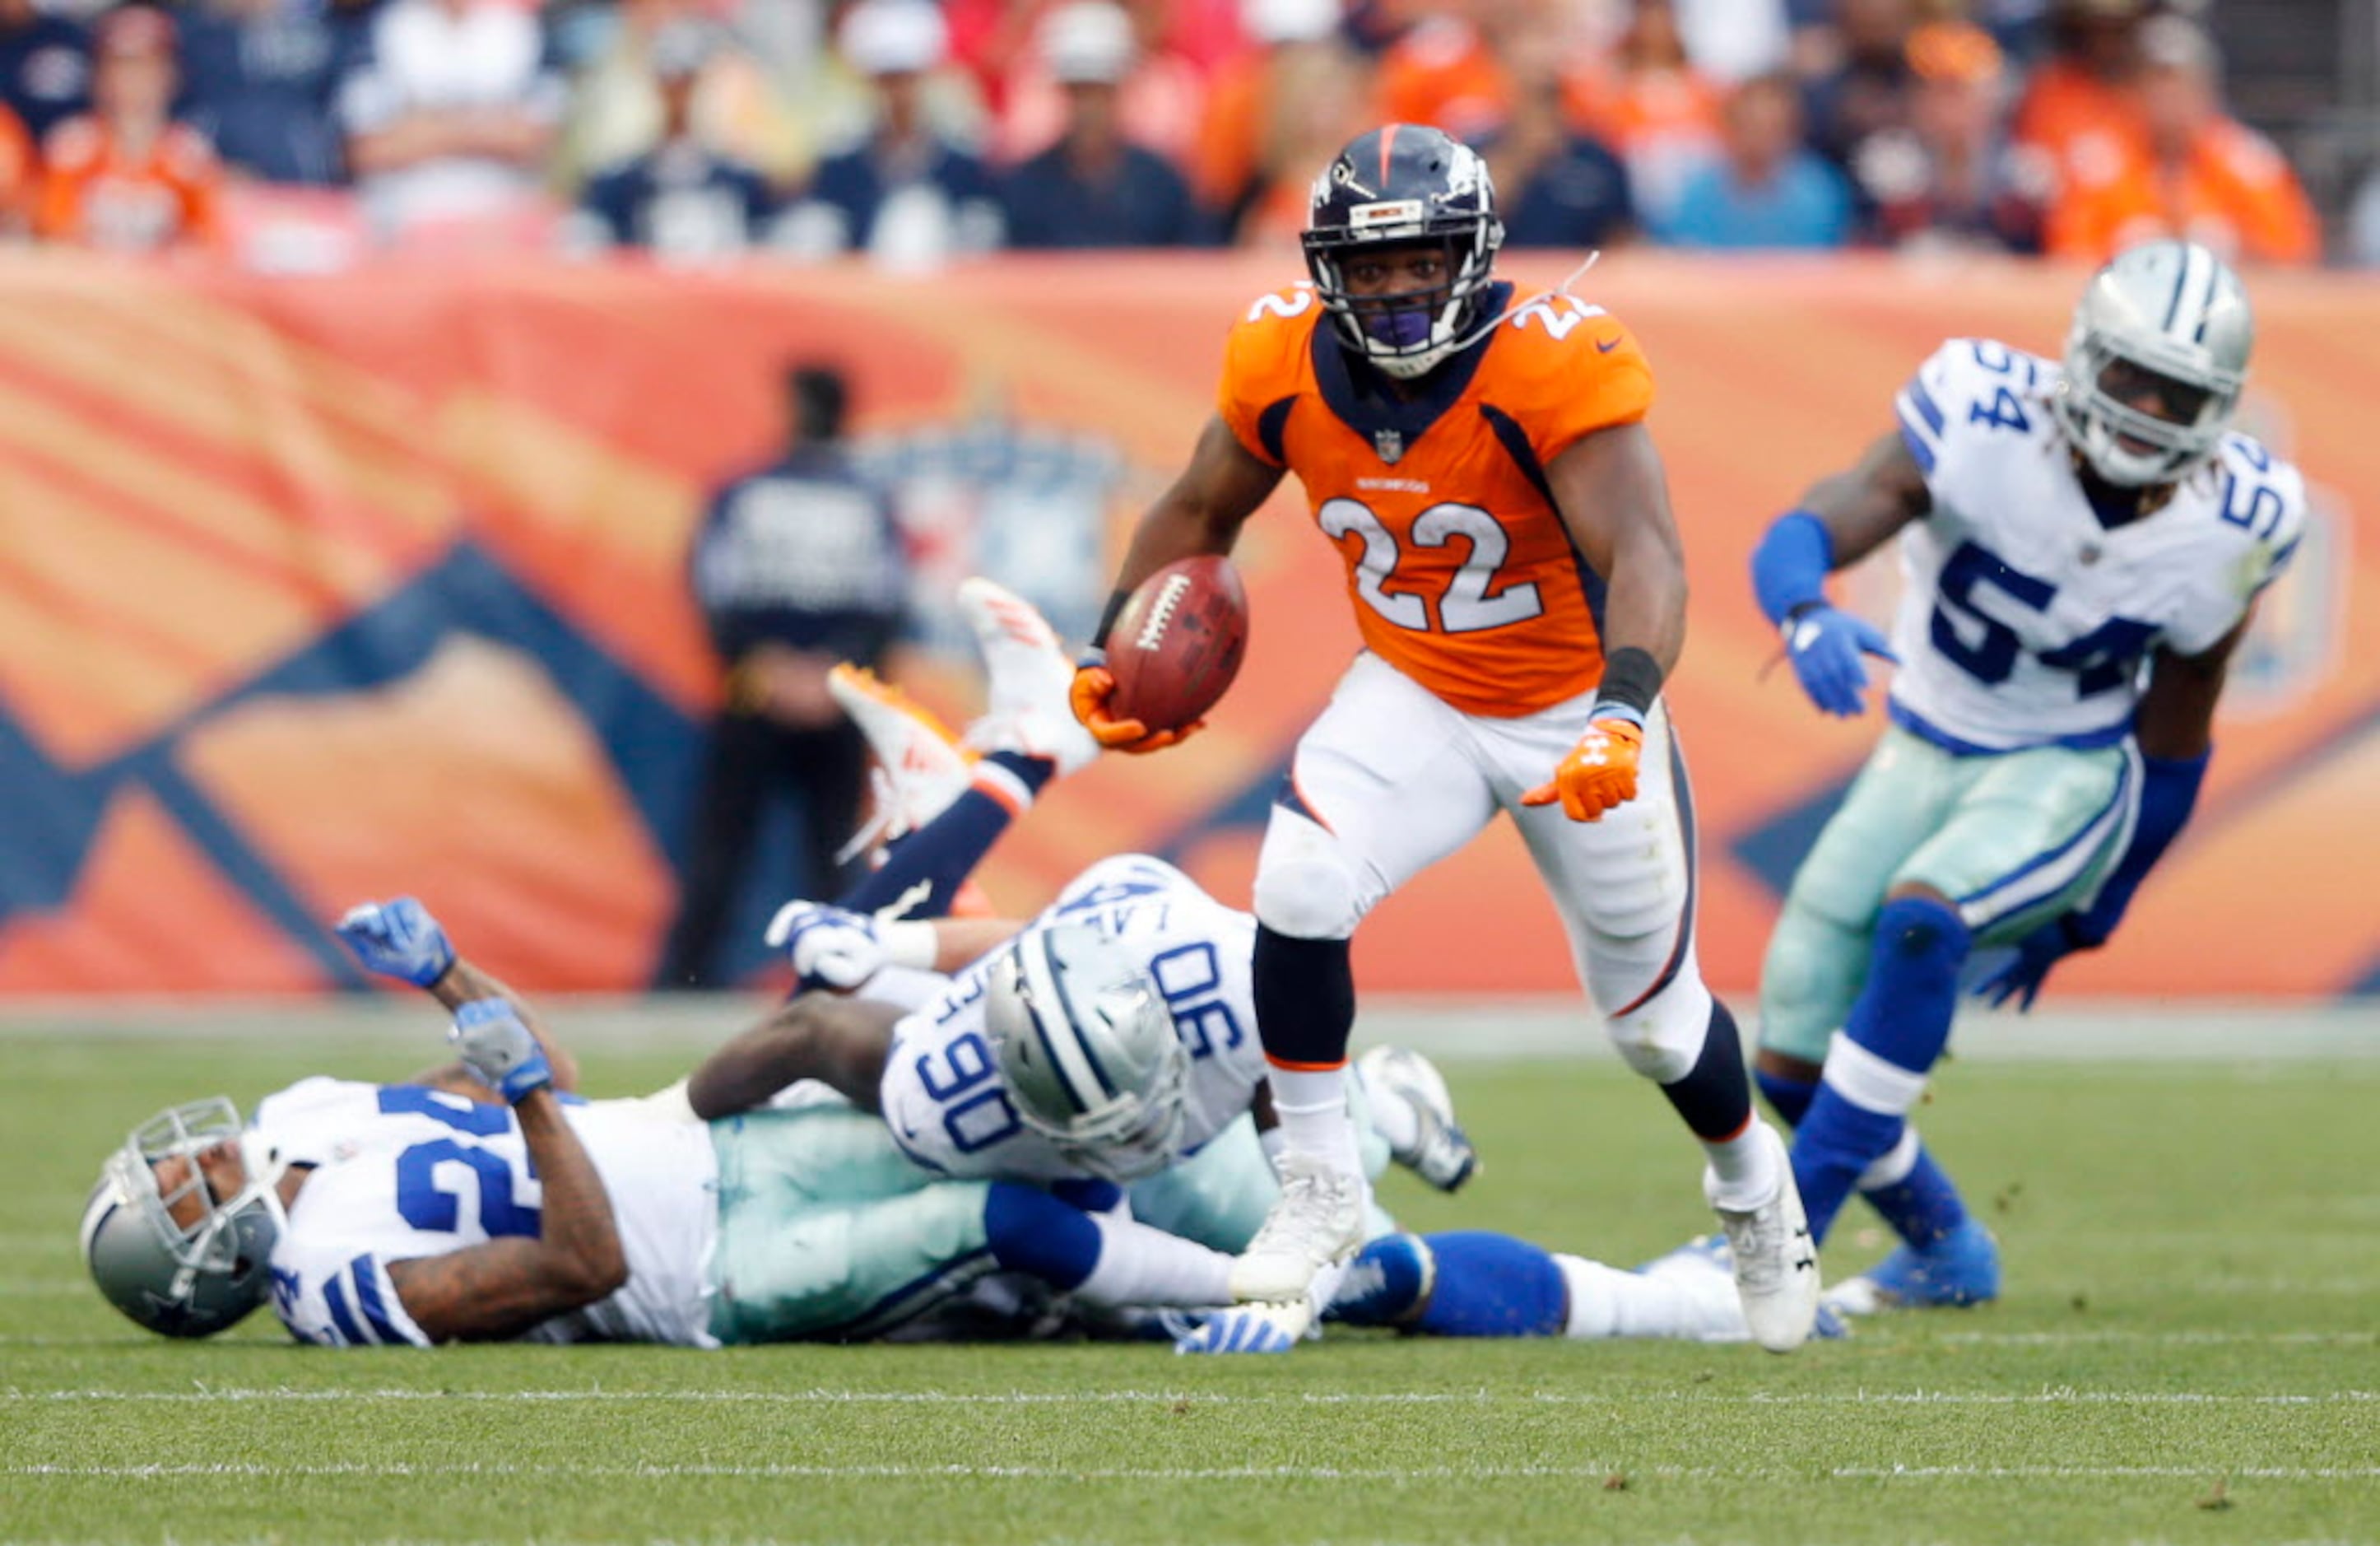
[1104,556,1249,733]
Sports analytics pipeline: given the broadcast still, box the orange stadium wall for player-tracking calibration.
[0,251,2370,999]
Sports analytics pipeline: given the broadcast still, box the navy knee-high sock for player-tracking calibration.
[1760,1062,1973,1250]
[1791,896,1970,1245]
[838,752,1053,920]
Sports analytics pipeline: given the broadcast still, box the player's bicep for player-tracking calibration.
[1799,428,1931,568]
[1546,420,1682,579]
[1168,415,1285,537]
[385,1239,602,1344]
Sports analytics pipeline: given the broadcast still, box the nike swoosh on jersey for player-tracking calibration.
[1597,335,1621,353]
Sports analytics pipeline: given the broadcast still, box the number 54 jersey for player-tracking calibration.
[251,1078,722,1348]
[879,855,1265,1183]
[1889,338,2306,752]
[1219,280,1655,719]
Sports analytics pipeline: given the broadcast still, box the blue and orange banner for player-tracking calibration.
[0,250,2368,998]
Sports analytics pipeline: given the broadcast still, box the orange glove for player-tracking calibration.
[1068,656,1206,755]
[1521,717,1645,822]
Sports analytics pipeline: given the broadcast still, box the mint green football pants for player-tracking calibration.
[1759,725,2137,1064]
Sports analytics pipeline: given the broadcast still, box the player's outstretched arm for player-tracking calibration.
[1751,429,1931,716]
[384,1000,626,1343]
[1074,417,1281,754]
[1976,617,2244,1011]
[335,897,581,1095]
[685,993,904,1120]
[1522,422,1685,822]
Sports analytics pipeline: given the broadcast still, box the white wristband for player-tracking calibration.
[876,920,941,973]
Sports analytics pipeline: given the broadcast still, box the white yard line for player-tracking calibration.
[8,1461,2378,1483]
[11,1387,2374,1407]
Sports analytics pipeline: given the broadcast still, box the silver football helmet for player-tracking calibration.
[2056,239,2252,487]
[81,1097,288,1339]
[983,923,1189,1183]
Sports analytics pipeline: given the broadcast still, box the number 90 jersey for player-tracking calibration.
[1220,281,1656,718]
[1890,338,2306,752]
[250,1078,721,1348]
[879,856,1265,1183]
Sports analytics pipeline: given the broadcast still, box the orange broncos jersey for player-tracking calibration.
[1218,281,1653,718]
[36,118,221,254]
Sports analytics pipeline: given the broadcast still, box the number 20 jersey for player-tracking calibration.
[1218,281,1656,718]
[1888,338,2306,752]
[878,855,1265,1183]
[251,1078,721,1348]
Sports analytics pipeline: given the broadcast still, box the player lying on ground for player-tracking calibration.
[79,893,1777,1350]
[79,920,1254,1347]
[1067,123,1817,1352]
[1741,239,2303,1312]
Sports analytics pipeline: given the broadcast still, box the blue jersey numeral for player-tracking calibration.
[916,1030,1022,1154]
[393,1139,542,1237]
[1146,942,1243,1060]
[1968,385,2031,434]
[1931,542,2154,699]
[2219,473,2288,541]
[378,1086,510,1135]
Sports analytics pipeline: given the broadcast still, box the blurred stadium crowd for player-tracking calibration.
[0,0,2363,268]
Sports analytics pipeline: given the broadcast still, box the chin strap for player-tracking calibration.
[1350,249,1607,378]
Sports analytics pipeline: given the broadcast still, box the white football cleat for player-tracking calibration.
[828,664,974,866]
[955,576,1099,777]
[1356,1045,1480,1192]
[1230,1149,1367,1305]
[1705,1121,1822,1353]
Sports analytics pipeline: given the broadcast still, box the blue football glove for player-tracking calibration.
[764,900,885,994]
[449,998,553,1104]
[1783,605,1899,718]
[1173,1305,1303,1355]
[336,896,455,988]
[1973,916,2100,1013]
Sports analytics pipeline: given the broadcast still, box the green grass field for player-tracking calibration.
[3,1024,2374,1546]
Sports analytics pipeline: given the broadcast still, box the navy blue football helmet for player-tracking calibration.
[1302,123,1505,380]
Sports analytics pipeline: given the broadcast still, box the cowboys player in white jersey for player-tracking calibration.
[1742,240,2304,1309]
[80,903,1264,1348]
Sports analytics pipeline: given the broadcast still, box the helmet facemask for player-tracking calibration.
[2055,240,2251,488]
[83,1097,287,1338]
[1303,129,1505,380]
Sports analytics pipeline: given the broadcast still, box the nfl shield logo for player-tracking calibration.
[1374,428,1404,464]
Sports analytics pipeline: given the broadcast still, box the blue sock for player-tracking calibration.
[1755,1066,1817,1127]
[839,752,1052,920]
[1792,896,1970,1245]
[1862,1142,1972,1250]
[983,1181,1099,1291]
[1407,1232,1569,1338]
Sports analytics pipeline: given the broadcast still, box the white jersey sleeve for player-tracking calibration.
[265,1086,721,1348]
[1885,338,2305,752]
[877,854,1267,1182]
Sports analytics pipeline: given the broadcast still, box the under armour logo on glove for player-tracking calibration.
[1521,717,1646,823]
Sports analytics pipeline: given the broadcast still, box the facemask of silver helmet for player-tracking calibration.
[983,922,1190,1184]
[2056,239,2252,488]
[81,1097,289,1339]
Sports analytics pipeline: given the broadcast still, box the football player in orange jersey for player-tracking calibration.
[1069,123,1820,1353]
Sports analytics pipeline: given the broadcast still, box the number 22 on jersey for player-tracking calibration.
[1321,497,1545,634]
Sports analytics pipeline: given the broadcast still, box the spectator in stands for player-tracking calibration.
[1655,70,1850,249]
[177,0,351,184]
[336,0,567,244]
[0,0,86,144]
[1852,22,2047,254]
[992,0,1210,167]
[1372,0,1516,143]
[1206,0,1370,248]
[1800,0,1913,170]
[37,7,221,254]
[559,0,802,193]
[786,0,1003,263]
[1573,0,1723,233]
[1001,2,1206,249]
[1476,49,1634,250]
[2043,17,2317,265]
[1192,0,1342,234]
[1671,0,1792,86]
[575,22,775,260]
[2013,0,2145,193]
[658,362,908,991]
